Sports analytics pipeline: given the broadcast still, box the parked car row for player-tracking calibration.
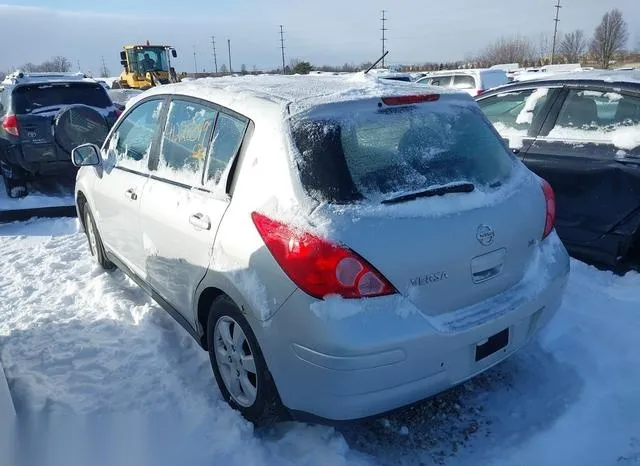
[71,75,570,424]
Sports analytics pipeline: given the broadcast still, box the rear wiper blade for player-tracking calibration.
[381,182,475,205]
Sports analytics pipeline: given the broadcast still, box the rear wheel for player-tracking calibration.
[206,295,286,425]
[0,159,28,198]
[83,206,114,270]
[5,178,28,198]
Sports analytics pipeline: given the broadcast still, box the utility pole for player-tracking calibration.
[551,0,562,65]
[280,25,286,74]
[228,39,232,74]
[193,46,198,74]
[381,10,388,68]
[100,56,108,77]
[211,36,218,74]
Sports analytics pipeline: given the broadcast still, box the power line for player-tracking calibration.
[280,25,286,74]
[211,36,218,74]
[227,39,232,74]
[551,0,562,65]
[381,10,388,68]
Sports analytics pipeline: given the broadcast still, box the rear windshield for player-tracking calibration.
[12,83,112,114]
[291,102,514,203]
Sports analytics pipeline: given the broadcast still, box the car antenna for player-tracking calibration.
[364,51,389,74]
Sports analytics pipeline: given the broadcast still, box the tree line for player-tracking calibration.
[474,8,631,69]
[276,8,636,74]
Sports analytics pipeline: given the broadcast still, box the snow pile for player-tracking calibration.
[1,218,639,465]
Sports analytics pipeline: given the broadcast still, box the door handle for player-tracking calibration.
[189,213,211,230]
[125,188,137,200]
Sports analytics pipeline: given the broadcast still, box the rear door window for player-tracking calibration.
[291,101,514,203]
[546,89,640,150]
[12,83,112,114]
[157,99,217,186]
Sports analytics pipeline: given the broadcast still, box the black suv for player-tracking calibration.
[0,72,121,198]
[476,70,640,270]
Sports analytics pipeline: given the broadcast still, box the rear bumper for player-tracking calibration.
[0,143,76,178]
[257,234,570,421]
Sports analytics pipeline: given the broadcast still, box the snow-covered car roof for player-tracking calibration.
[128,73,474,119]
[512,69,640,86]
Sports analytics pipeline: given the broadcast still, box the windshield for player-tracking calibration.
[12,82,112,114]
[290,103,514,203]
[127,47,170,74]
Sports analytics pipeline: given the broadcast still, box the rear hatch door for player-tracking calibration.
[291,93,545,316]
[13,82,114,162]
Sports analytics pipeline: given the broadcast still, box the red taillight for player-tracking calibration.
[541,179,555,239]
[2,114,19,137]
[251,212,396,299]
[382,94,440,106]
[476,89,486,96]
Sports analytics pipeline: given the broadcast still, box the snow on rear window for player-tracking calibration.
[291,103,514,203]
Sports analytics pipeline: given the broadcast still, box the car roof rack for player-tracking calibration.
[1,70,90,86]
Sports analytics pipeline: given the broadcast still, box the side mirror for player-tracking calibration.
[171,49,177,58]
[71,143,101,167]
[120,51,126,61]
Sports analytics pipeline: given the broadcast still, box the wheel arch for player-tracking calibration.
[196,286,226,349]
[75,190,88,229]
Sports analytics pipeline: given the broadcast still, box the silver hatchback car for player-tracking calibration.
[72,75,570,423]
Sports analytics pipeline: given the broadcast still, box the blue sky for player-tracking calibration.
[0,0,638,75]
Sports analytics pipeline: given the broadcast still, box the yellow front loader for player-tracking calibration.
[112,42,179,90]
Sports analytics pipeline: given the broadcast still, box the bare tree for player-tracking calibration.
[590,9,629,68]
[20,56,72,73]
[559,30,587,63]
[478,36,535,66]
[536,33,552,64]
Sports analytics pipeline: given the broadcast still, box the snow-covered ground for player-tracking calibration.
[0,217,639,466]
[0,178,75,212]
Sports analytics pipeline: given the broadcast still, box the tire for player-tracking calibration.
[4,178,28,198]
[0,160,28,198]
[206,295,286,425]
[83,206,114,270]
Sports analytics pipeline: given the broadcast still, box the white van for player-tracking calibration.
[416,69,508,96]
